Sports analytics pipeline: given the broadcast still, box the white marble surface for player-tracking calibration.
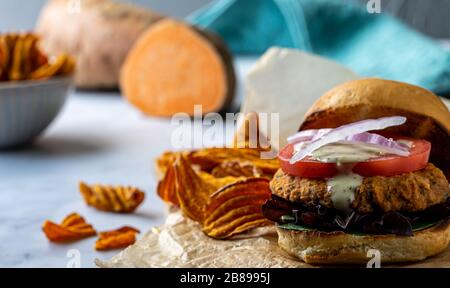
[0,57,256,268]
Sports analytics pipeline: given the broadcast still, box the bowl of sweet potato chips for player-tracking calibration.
[0,32,75,148]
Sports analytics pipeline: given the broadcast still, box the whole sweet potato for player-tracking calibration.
[36,0,164,89]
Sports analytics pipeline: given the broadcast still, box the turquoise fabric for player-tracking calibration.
[187,0,450,95]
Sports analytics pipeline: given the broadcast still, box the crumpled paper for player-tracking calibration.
[96,210,450,268]
[95,210,310,268]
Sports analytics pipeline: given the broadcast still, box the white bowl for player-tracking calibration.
[0,77,72,148]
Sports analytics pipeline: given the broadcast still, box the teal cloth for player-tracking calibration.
[187,0,450,96]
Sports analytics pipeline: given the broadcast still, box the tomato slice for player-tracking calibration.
[279,137,431,178]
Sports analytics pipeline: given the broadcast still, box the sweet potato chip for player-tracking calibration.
[155,146,278,183]
[95,226,140,251]
[42,213,96,243]
[0,32,74,82]
[155,151,185,178]
[204,194,269,226]
[188,148,279,176]
[21,34,38,77]
[155,140,277,239]
[30,39,48,69]
[79,182,145,213]
[157,155,273,238]
[157,161,179,205]
[211,160,263,178]
[30,54,71,79]
[172,155,213,221]
[0,34,16,80]
[206,178,271,212]
[178,155,248,219]
[204,205,264,230]
[0,39,8,80]
[8,35,24,80]
[203,178,272,238]
[204,212,271,239]
[61,54,76,75]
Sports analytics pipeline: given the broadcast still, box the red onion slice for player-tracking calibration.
[289,116,407,163]
[340,132,410,157]
[287,128,331,144]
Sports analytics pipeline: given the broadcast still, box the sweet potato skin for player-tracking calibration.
[194,28,236,114]
[120,19,236,117]
[36,0,164,89]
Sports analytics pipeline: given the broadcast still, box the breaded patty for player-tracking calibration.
[270,163,450,213]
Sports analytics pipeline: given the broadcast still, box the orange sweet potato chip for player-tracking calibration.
[155,151,184,178]
[154,110,278,239]
[79,182,145,213]
[0,39,8,80]
[95,226,140,251]
[0,32,74,82]
[206,178,271,212]
[8,35,24,81]
[156,152,273,239]
[204,213,272,239]
[29,53,73,80]
[172,155,214,222]
[156,147,279,182]
[203,178,272,238]
[42,213,97,243]
[157,160,179,205]
[188,148,279,176]
[177,156,248,221]
[211,160,263,178]
[21,34,38,77]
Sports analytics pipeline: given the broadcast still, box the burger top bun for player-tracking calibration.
[300,78,450,179]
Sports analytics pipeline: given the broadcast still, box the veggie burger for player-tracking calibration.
[263,78,450,264]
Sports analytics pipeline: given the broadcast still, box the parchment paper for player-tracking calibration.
[96,209,450,268]
[96,210,311,268]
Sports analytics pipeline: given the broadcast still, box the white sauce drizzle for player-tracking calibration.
[327,172,363,212]
[294,139,413,212]
[310,142,378,212]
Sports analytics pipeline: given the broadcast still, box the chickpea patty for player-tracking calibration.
[270,163,450,213]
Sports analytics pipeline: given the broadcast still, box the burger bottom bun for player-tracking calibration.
[277,221,450,265]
